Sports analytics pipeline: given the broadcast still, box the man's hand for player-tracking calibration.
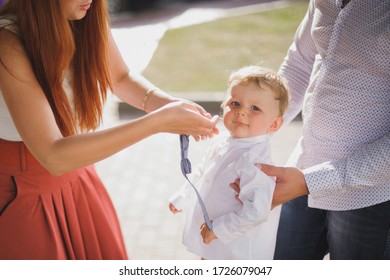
[230,164,309,208]
[259,164,309,208]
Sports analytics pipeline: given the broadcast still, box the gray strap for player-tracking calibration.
[180,135,213,230]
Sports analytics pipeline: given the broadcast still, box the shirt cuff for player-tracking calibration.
[168,192,186,210]
[303,161,345,199]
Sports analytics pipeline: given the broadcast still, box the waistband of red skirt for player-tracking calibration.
[0,138,38,170]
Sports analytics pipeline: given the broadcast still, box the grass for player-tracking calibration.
[142,1,308,96]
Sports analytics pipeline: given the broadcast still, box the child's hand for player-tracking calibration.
[200,223,217,244]
[169,203,182,214]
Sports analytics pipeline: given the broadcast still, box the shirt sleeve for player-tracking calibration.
[278,0,317,125]
[305,133,390,198]
[168,183,191,210]
[211,152,275,244]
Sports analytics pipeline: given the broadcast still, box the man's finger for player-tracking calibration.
[257,163,281,177]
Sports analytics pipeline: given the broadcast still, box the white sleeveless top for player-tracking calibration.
[0,17,74,141]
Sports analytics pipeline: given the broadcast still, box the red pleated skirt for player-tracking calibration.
[0,139,128,260]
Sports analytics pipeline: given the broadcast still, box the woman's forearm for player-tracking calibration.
[112,70,176,113]
[38,113,160,176]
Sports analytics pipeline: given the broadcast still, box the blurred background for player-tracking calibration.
[108,0,220,14]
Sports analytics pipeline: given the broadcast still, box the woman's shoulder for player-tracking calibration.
[0,16,20,50]
[0,27,24,63]
[0,16,18,34]
[0,18,31,83]
[0,16,19,40]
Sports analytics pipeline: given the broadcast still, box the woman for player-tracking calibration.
[0,0,218,259]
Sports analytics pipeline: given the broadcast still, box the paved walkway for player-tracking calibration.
[96,0,303,260]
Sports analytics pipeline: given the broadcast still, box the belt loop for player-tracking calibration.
[19,143,26,172]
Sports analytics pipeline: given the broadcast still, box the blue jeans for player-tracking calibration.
[274,196,390,260]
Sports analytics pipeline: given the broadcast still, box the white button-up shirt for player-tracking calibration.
[280,0,390,210]
[170,133,281,259]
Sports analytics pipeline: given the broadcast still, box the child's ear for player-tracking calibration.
[268,116,284,133]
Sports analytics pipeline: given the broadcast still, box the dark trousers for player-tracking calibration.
[274,196,390,260]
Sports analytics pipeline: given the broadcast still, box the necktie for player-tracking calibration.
[180,134,213,230]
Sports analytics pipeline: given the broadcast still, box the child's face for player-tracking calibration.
[223,82,283,138]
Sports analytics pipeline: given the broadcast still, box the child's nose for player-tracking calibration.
[235,108,246,116]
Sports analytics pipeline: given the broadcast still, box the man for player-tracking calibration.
[233,0,390,259]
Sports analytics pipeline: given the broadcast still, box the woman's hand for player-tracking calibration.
[153,100,219,141]
[172,98,220,141]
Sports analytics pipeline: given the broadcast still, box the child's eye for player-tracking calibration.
[230,101,240,107]
[251,105,261,111]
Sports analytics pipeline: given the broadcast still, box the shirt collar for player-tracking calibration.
[226,133,271,148]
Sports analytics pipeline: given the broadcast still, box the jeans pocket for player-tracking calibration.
[0,175,18,216]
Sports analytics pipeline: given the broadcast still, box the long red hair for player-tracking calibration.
[0,0,112,136]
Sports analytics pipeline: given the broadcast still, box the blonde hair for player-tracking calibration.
[226,65,289,116]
